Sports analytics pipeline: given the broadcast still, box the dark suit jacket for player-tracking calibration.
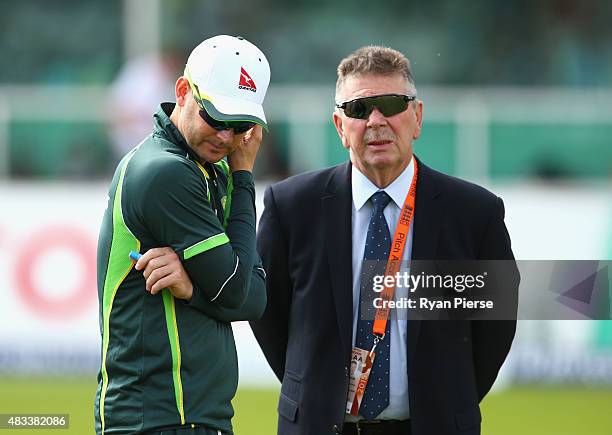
[251,158,519,435]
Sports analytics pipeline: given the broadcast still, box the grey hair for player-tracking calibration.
[335,45,416,102]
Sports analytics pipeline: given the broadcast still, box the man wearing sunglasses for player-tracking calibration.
[95,35,270,435]
[252,46,518,435]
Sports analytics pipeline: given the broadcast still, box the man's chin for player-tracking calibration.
[203,155,225,164]
[368,156,399,168]
[199,145,229,163]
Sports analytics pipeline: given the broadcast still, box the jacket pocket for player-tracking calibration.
[278,393,299,422]
[455,406,482,431]
[278,370,302,422]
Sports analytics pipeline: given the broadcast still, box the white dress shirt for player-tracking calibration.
[346,157,415,421]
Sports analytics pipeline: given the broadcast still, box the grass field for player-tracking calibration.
[1,377,611,434]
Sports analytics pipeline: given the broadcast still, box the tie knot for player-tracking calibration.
[370,191,391,213]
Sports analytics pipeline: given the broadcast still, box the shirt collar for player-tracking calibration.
[352,157,415,211]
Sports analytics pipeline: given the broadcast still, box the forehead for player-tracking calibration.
[339,73,410,101]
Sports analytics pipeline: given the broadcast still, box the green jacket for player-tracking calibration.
[95,103,267,434]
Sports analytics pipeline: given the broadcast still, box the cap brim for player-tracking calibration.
[201,94,268,131]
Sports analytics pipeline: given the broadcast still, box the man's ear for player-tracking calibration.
[333,111,350,150]
[413,100,424,140]
[175,77,190,107]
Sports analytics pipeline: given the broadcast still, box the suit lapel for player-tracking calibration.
[322,162,354,356]
[408,157,442,371]
[412,157,442,262]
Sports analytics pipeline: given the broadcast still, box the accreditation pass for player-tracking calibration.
[346,347,375,415]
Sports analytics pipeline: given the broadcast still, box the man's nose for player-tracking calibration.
[216,128,234,143]
[366,107,388,128]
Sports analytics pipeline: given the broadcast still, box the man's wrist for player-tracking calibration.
[231,170,255,184]
[230,168,253,174]
[229,166,253,173]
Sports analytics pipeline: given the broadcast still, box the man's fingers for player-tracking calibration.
[146,264,175,293]
[244,124,263,145]
[142,255,174,280]
[150,272,180,295]
[132,247,184,295]
[135,247,175,270]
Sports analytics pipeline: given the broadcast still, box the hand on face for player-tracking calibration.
[227,124,263,173]
[174,77,260,165]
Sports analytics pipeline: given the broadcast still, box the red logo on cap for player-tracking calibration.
[238,67,257,92]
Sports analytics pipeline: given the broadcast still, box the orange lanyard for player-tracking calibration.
[372,159,418,337]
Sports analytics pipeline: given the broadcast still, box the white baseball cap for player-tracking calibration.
[185,35,271,128]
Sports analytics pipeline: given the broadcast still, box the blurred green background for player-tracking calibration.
[2,378,612,435]
[1,0,612,180]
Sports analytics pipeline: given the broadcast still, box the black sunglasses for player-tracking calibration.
[198,107,255,134]
[336,94,416,119]
[190,94,254,134]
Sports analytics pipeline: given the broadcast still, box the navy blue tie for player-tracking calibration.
[355,191,392,420]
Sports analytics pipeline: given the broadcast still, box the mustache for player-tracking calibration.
[363,129,397,144]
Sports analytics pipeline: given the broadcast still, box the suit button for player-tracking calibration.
[344,365,349,376]
[332,424,340,433]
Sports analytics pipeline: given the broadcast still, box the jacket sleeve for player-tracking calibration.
[249,185,292,381]
[183,256,267,322]
[472,197,520,401]
[139,161,259,310]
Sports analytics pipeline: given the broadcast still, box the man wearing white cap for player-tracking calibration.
[95,35,270,435]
